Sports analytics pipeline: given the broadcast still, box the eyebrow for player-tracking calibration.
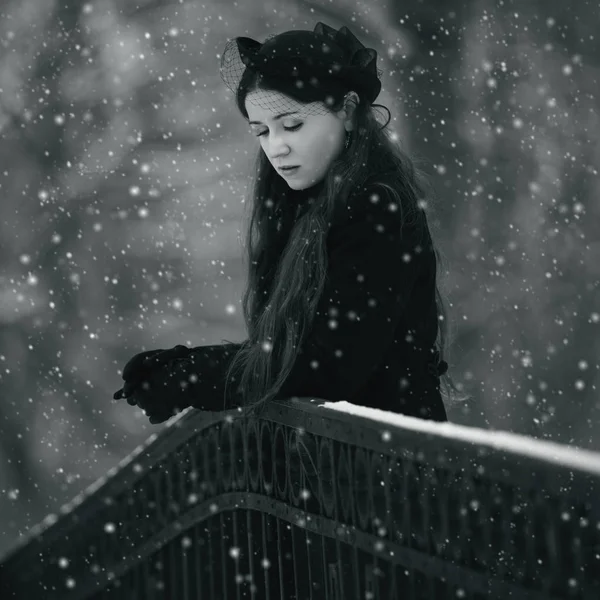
[248,112,300,126]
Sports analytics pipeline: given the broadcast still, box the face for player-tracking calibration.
[245,89,352,190]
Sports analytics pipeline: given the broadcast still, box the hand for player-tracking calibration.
[128,355,201,424]
[113,345,192,401]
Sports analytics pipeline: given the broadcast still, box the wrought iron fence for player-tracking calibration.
[0,398,599,599]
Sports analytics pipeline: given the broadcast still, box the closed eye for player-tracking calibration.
[256,124,303,137]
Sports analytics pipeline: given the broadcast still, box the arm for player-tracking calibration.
[119,184,428,419]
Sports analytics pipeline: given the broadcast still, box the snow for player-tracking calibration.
[321,401,600,475]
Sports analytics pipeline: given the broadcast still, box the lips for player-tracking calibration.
[278,165,299,171]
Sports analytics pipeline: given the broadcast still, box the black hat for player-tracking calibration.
[219,22,383,116]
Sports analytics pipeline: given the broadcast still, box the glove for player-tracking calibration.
[113,345,193,402]
[126,352,203,424]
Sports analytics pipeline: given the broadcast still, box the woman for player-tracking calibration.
[113,22,467,424]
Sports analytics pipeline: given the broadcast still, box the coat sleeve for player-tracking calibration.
[185,342,245,411]
[276,182,428,402]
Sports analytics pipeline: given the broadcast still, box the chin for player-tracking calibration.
[294,177,322,191]
[284,179,303,190]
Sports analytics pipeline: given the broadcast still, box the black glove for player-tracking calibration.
[126,352,203,424]
[113,345,193,402]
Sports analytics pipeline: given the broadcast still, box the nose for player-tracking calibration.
[265,134,292,157]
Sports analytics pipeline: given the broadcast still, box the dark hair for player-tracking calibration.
[223,67,470,419]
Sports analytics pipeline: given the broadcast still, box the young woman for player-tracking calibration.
[113,22,468,424]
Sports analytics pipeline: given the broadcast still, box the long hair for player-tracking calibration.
[223,70,470,419]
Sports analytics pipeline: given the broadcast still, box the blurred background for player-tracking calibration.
[0,0,598,560]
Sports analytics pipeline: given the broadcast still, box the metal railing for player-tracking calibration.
[1,398,599,599]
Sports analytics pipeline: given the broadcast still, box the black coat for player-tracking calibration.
[188,171,448,422]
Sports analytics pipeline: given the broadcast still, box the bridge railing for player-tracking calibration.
[0,398,599,599]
